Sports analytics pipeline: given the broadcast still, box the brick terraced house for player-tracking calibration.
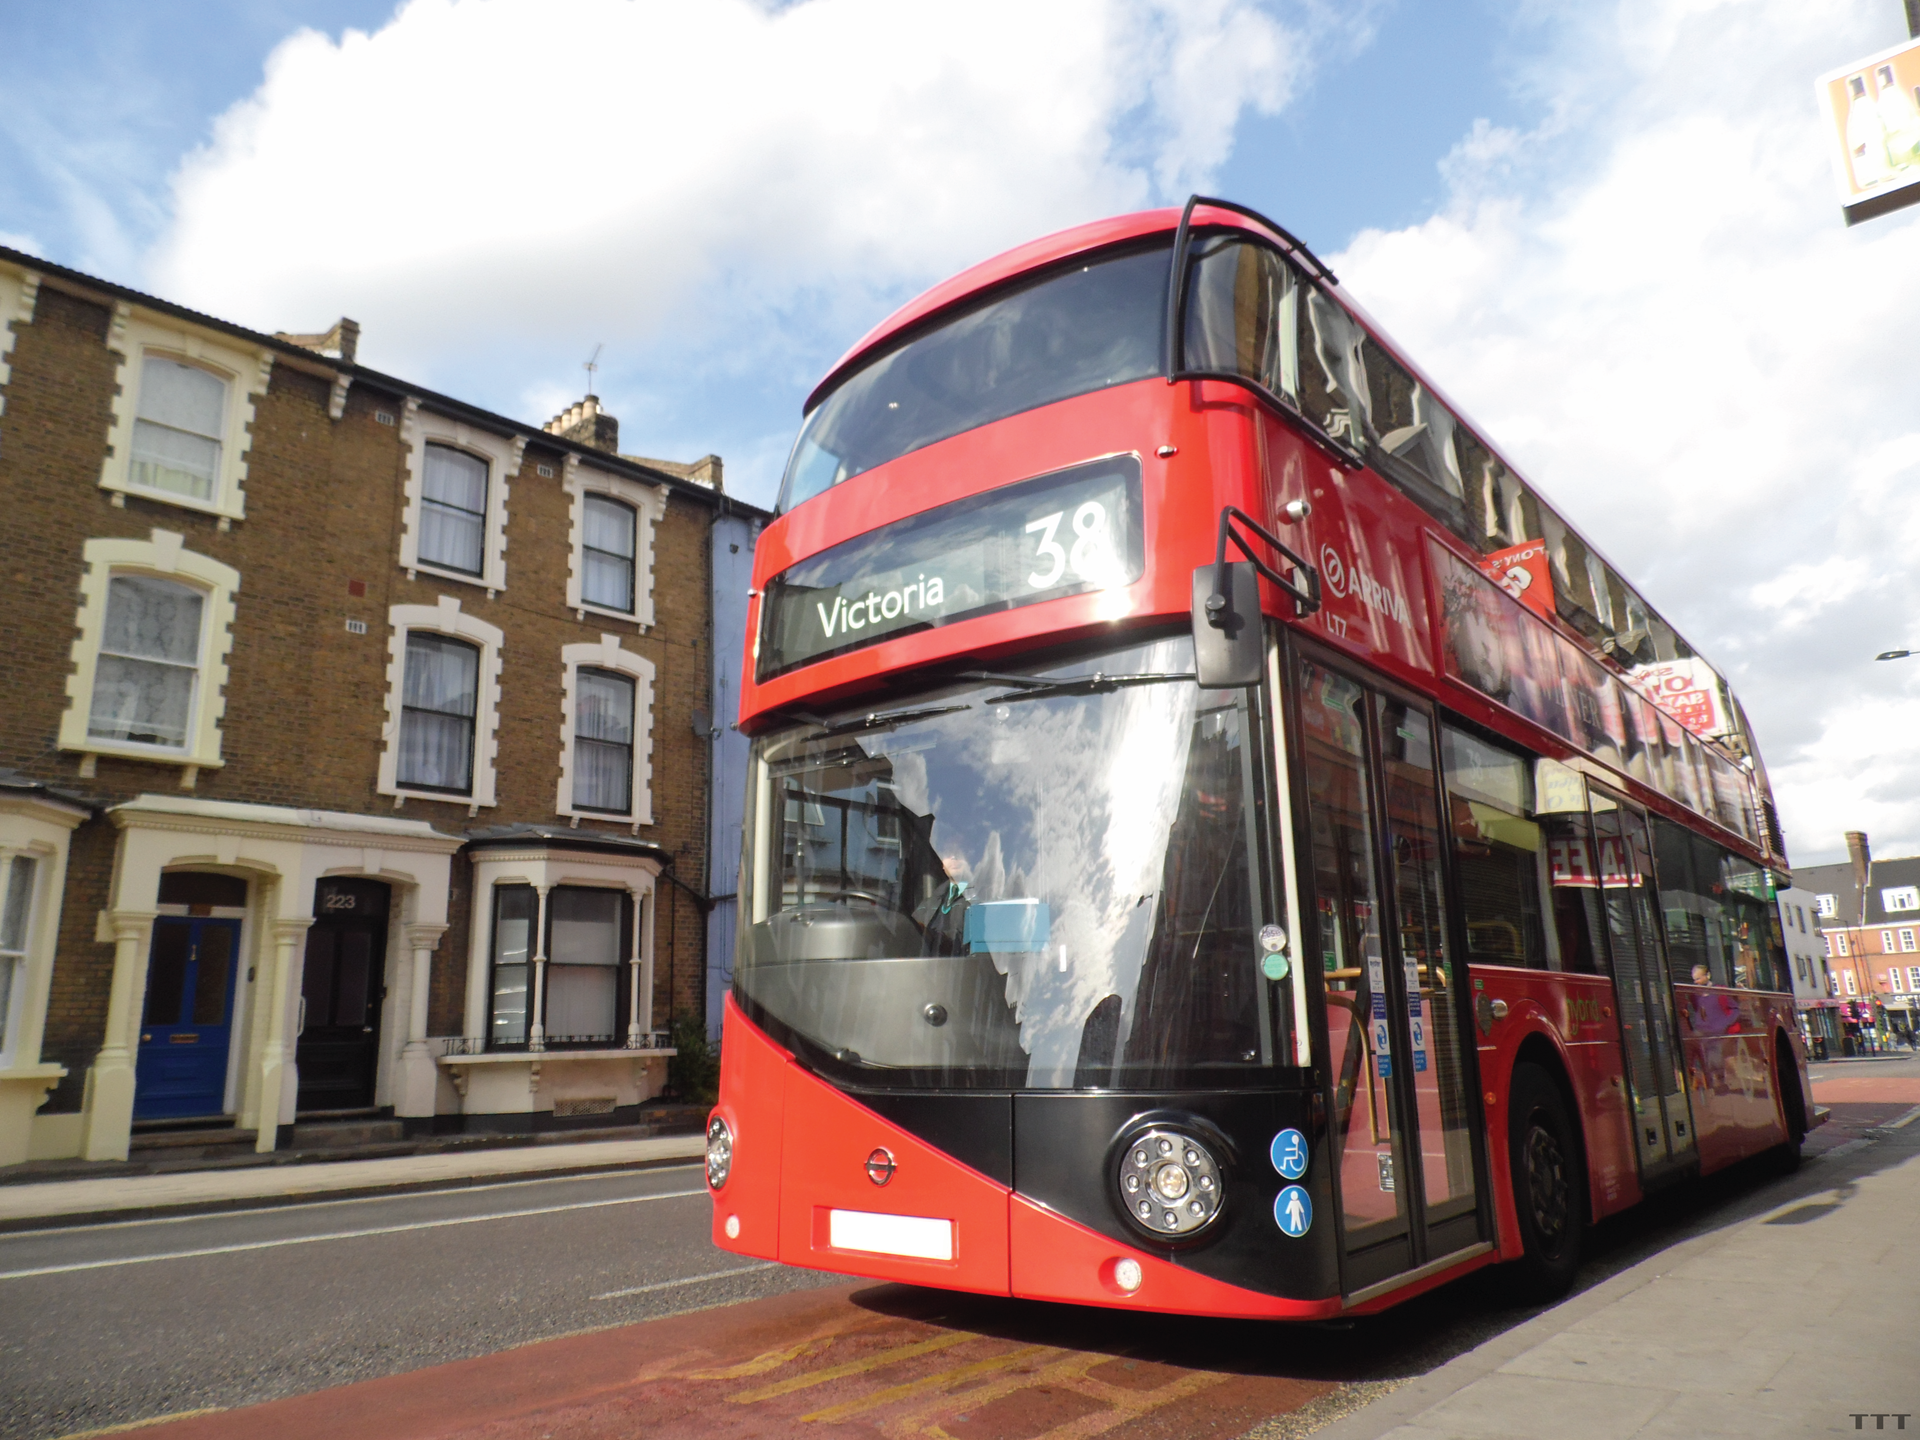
[0,247,765,1165]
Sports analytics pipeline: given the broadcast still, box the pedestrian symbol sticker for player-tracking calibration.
[1270,1128,1308,1180]
[1274,1185,1312,1238]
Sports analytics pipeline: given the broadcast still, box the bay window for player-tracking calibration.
[0,856,35,1059]
[486,884,633,1048]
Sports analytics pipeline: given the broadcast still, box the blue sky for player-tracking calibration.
[4,0,1920,865]
[0,0,1539,491]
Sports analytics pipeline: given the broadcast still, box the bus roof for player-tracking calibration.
[804,203,1293,416]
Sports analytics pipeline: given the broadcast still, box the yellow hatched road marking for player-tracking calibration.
[730,1331,975,1403]
[687,1337,831,1381]
[799,1344,1055,1422]
[904,1353,1231,1440]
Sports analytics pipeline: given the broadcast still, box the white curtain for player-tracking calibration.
[89,575,203,746]
[130,357,224,499]
[582,494,635,610]
[398,633,478,790]
[545,888,622,1039]
[420,445,488,572]
[572,669,634,811]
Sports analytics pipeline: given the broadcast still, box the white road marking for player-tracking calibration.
[592,1262,777,1299]
[0,1162,703,1240]
[0,1188,708,1280]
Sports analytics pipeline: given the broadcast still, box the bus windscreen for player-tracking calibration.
[777,242,1169,512]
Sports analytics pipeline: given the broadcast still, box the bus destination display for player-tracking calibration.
[758,455,1144,678]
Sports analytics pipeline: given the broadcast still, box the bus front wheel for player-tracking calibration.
[1506,1063,1584,1302]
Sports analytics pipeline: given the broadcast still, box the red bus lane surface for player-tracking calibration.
[125,1283,1336,1440]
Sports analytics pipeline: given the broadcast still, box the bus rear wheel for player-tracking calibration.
[1507,1063,1584,1302]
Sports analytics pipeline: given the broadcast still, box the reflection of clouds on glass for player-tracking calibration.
[912,637,1198,1085]
[888,746,930,817]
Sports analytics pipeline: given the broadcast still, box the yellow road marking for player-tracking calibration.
[799,1344,1055,1422]
[730,1331,975,1403]
[49,1411,225,1440]
[687,1337,831,1380]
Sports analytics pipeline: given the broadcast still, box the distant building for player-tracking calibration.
[1796,831,1919,1048]
[0,245,766,1168]
[1774,884,1839,1052]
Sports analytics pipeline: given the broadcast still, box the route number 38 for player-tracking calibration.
[1025,500,1113,590]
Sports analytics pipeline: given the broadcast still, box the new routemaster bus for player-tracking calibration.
[705,197,1818,1317]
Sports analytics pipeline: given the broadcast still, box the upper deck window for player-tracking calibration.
[778,242,1169,513]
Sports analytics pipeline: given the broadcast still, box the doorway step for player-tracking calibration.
[128,1121,259,1167]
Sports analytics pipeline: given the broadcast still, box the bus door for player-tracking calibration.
[1589,788,1697,1183]
[1294,651,1486,1294]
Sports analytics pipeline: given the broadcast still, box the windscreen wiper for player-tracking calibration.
[973,671,1197,704]
[790,702,974,738]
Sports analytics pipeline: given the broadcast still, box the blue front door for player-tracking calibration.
[134,917,242,1120]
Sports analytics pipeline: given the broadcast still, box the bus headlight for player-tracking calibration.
[706,1114,734,1190]
[1115,1126,1224,1239]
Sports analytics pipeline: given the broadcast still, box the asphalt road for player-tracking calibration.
[0,1097,1906,1440]
[0,1162,841,1440]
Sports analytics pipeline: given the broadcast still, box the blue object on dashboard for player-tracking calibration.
[963,899,1051,954]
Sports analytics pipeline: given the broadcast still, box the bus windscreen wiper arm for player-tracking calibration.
[978,671,1197,704]
[794,702,974,737]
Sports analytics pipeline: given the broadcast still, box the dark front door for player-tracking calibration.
[296,878,391,1111]
[1294,652,1486,1294]
[135,917,243,1120]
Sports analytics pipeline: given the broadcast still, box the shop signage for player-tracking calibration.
[1818,37,1920,224]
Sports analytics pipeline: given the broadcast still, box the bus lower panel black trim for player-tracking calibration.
[851,1090,1014,1187]
[1013,1090,1340,1303]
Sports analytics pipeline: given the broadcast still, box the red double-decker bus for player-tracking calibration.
[705,198,1818,1317]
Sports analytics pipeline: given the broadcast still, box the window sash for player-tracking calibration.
[488,885,535,1047]
[0,857,33,957]
[582,495,636,611]
[544,888,625,1042]
[419,445,489,574]
[572,669,635,813]
[398,633,479,792]
[89,575,205,748]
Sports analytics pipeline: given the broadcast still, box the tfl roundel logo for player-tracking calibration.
[865,1147,897,1186]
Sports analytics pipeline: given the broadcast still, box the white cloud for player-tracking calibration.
[1330,0,1920,865]
[148,0,1312,407]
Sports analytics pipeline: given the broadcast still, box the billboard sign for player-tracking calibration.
[1477,538,1555,620]
[1630,657,1731,741]
[1818,37,1920,224]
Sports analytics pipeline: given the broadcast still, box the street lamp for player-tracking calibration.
[1875,650,1912,661]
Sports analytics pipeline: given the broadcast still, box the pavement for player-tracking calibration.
[0,1133,707,1231]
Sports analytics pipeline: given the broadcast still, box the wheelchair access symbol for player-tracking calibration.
[1274,1185,1312,1238]
[1270,1128,1308,1181]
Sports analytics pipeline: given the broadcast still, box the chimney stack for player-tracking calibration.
[1847,830,1872,926]
[275,317,359,365]
[544,395,619,454]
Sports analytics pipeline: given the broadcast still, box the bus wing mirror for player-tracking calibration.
[1193,562,1264,688]
[1192,506,1321,688]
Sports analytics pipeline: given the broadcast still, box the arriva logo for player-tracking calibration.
[1319,543,1411,627]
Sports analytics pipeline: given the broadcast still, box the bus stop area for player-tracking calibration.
[37,1075,1915,1440]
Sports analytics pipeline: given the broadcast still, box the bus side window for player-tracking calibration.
[1361,340,1467,517]
[1183,237,1298,401]
[1440,723,1557,971]
[1533,762,1606,976]
[1299,289,1372,450]
[1651,815,1717,986]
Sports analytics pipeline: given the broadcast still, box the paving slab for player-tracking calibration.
[1313,1130,1920,1440]
[0,1134,707,1229]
